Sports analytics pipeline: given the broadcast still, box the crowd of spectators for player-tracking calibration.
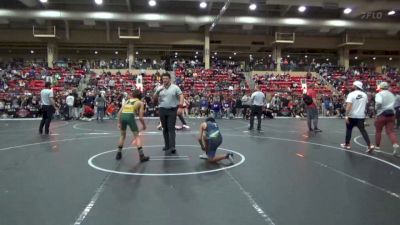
[0,60,399,120]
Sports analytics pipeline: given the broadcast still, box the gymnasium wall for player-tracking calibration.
[0,28,400,70]
[0,29,399,51]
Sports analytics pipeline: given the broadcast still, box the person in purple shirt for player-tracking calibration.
[211,101,222,119]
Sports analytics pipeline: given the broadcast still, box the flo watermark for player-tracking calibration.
[361,11,384,20]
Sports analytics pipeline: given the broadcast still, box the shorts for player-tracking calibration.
[120,113,138,133]
[206,135,223,158]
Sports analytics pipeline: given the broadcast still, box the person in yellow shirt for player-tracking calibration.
[116,90,149,162]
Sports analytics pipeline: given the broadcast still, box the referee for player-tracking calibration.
[38,82,56,135]
[154,73,184,154]
[249,85,265,132]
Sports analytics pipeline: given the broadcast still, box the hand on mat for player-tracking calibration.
[198,138,205,151]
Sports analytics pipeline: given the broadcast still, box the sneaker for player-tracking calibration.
[182,124,190,129]
[374,146,381,151]
[162,147,168,151]
[340,143,351,150]
[157,124,162,130]
[140,155,150,162]
[226,153,234,162]
[199,153,208,160]
[170,148,177,154]
[314,128,322,132]
[308,129,314,132]
[115,151,122,160]
[393,144,399,157]
[366,145,375,154]
[257,129,264,133]
[248,127,254,131]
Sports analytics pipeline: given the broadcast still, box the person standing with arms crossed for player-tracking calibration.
[305,83,322,132]
[153,73,184,154]
[341,81,374,152]
[248,85,265,132]
[116,90,149,162]
[39,82,56,135]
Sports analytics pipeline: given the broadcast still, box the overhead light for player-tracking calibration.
[175,52,178,55]
[229,56,232,59]
[287,55,290,58]
[298,6,306,13]
[373,57,376,60]
[40,0,48,3]
[174,55,177,58]
[389,57,393,61]
[233,52,237,55]
[195,55,197,58]
[149,0,157,7]
[30,50,34,54]
[249,3,257,11]
[214,52,217,55]
[249,54,252,57]
[326,58,329,61]
[136,51,139,55]
[305,55,308,58]
[200,2,207,9]
[354,56,358,60]
[212,56,214,59]
[268,54,271,57]
[388,10,396,16]
[94,0,103,5]
[195,51,198,55]
[115,51,118,55]
[94,51,98,54]
[343,8,352,14]
[283,18,306,25]
[327,20,348,27]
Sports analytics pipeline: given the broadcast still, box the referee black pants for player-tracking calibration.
[39,105,54,134]
[249,105,263,130]
[159,107,178,150]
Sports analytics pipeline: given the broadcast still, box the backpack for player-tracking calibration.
[303,95,313,105]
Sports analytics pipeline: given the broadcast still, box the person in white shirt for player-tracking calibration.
[66,93,74,120]
[249,85,265,132]
[241,93,251,119]
[136,74,143,92]
[39,82,56,135]
[341,81,374,152]
[373,82,399,156]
